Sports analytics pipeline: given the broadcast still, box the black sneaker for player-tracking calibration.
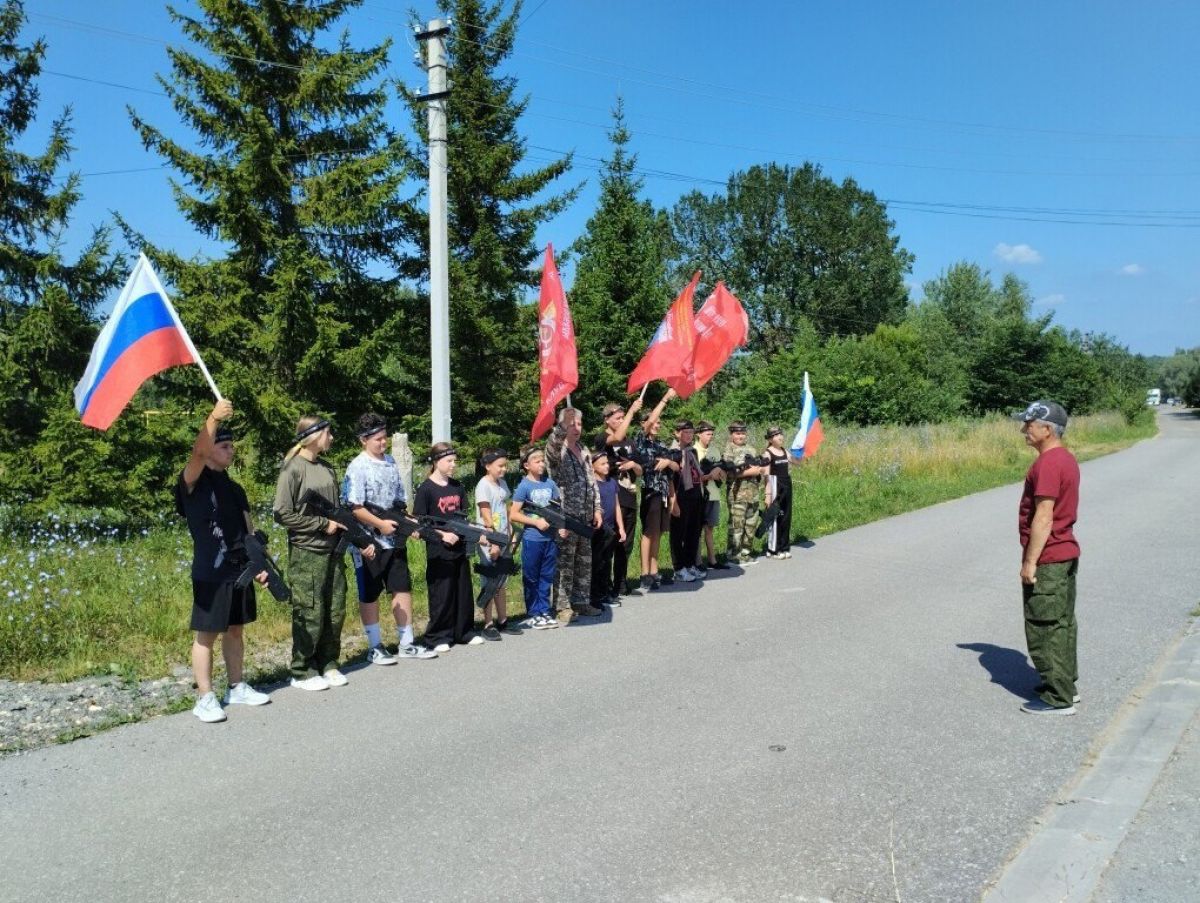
[651,574,663,590]
[481,623,503,642]
[497,619,523,635]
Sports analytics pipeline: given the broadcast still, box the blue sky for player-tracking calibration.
[22,0,1200,356]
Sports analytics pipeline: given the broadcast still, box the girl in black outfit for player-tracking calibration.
[763,426,795,559]
[413,442,479,652]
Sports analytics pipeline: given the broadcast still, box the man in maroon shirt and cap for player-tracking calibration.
[1015,400,1081,715]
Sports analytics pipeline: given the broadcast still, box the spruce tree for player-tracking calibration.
[0,0,121,456]
[400,0,578,448]
[568,99,672,417]
[126,0,415,473]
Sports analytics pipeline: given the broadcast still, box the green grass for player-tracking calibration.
[0,411,1155,682]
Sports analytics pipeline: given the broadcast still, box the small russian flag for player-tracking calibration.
[74,253,214,430]
[789,371,824,459]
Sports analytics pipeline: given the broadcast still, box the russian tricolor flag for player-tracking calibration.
[74,253,212,430]
[789,371,825,459]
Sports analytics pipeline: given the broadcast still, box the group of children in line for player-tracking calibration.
[177,394,803,722]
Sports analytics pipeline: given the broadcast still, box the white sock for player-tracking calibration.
[365,622,382,648]
[399,625,414,647]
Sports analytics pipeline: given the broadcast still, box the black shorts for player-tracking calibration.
[191,580,257,633]
[640,492,670,536]
[354,545,412,602]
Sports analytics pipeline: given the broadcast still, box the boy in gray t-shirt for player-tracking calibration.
[342,413,436,662]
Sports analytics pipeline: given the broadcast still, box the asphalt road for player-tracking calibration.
[2,411,1197,903]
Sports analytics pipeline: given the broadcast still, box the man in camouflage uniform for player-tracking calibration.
[724,421,769,564]
[546,407,604,621]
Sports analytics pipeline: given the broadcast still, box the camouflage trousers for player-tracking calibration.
[726,482,762,559]
[555,532,592,610]
[287,546,346,679]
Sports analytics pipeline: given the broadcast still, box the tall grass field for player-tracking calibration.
[0,412,1155,682]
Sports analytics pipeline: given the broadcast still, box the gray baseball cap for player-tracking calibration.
[1013,400,1068,428]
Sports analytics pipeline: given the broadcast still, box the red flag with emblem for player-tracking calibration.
[530,244,578,440]
[687,281,749,393]
[627,271,701,397]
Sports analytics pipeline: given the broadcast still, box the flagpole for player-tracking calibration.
[638,383,649,403]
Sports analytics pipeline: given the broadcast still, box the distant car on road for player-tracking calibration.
[1146,388,1162,406]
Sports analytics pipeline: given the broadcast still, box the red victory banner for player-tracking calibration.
[627,271,701,396]
[687,281,749,394]
[530,243,578,440]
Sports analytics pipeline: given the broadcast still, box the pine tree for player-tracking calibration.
[125,0,416,473]
[567,99,673,417]
[400,0,578,449]
[0,0,121,455]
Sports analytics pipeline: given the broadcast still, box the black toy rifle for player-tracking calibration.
[755,497,783,539]
[234,530,291,602]
[361,501,442,544]
[703,455,768,478]
[474,527,523,610]
[522,499,610,541]
[299,491,386,569]
[422,512,510,549]
[360,502,509,550]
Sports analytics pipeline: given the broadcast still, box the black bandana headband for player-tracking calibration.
[295,419,330,443]
[479,449,508,466]
[429,446,458,464]
[357,424,387,440]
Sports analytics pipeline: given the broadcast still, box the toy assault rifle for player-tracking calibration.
[474,527,523,610]
[522,499,612,541]
[234,530,291,602]
[299,491,386,571]
[361,501,509,550]
[701,455,769,478]
[755,497,783,539]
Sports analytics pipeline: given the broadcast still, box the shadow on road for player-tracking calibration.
[956,642,1040,699]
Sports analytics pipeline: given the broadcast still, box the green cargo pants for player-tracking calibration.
[726,480,762,560]
[1022,558,1079,708]
[287,546,347,679]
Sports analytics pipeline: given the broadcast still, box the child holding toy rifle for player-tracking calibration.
[274,416,375,691]
[761,426,796,559]
[176,398,272,723]
[473,448,520,639]
[342,413,437,662]
[633,389,679,592]
[413,442,482,653]
[594,398,644,599]
[590,453,626,606]
[509,445,565,630]
[668,419,706,583]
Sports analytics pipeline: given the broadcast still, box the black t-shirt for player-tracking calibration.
[175,467,250,582]
[593,431,638,507]
[413,477,468,560]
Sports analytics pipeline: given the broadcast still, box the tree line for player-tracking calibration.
[0,0,1156,522]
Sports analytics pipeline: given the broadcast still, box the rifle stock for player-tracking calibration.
[234,530,291,602]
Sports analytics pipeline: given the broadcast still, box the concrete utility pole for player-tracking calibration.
[415,18,452,442]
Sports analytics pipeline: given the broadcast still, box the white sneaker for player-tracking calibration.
[465,634,485,646]
[223,682,270,706]
[434,642,451,653]
[367,644,398,666]
[323,668,349,687]
[291,675,330,692]
[677,568,696,583]
[192,691,227,723]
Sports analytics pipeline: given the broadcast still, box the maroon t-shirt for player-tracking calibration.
[1019,446,1080,564]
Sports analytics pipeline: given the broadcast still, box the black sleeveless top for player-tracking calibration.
[766,448,791,489]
